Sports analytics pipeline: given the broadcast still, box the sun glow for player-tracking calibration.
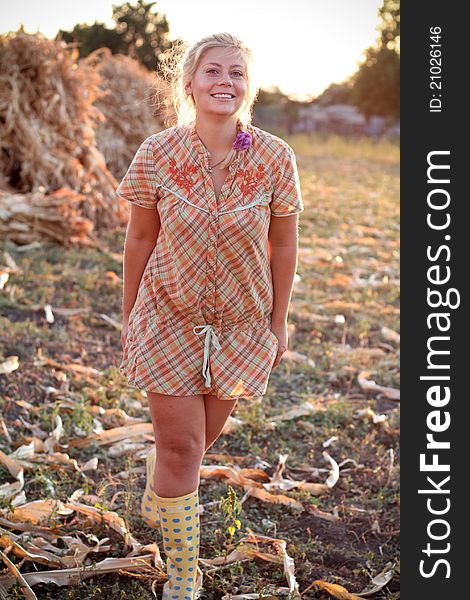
[2,0,384,99]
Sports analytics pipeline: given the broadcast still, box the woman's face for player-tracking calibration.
[186,47,248,118]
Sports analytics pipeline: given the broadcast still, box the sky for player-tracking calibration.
[1,0,384,100]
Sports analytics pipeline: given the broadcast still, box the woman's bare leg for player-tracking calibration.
[147,392,206,497]
[146,392,237,495]
[203,394,238,451]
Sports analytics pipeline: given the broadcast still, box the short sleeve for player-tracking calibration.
[270,144,305,217]
[115,136,159,209]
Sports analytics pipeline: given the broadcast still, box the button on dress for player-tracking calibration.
[116,120,304,400]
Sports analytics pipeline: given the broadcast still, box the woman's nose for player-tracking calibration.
[218,75,233,86]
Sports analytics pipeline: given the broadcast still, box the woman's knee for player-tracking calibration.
[157,438,205,472]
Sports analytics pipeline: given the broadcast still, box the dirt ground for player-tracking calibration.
[0,134,400,599]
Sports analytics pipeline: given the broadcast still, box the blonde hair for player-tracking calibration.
[158,33,259,168]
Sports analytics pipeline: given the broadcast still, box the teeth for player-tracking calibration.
[212,94,233,98]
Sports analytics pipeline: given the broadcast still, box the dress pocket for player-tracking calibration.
[268,328,280,348]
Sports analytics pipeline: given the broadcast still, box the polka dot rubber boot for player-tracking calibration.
[156,487,202,600]
[140,445,160,528]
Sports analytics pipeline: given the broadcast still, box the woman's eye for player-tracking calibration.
[206,69,243,77]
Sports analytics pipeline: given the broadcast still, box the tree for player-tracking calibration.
[57,22,121,58]
[314,82,354,106]
[56,0,173,73]
[112,0,172,72]
[351,0,400,118]
[255,86,289,106]
[379,0,400,53]
[352,47,400,118]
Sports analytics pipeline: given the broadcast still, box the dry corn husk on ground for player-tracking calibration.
[0,30,165,246]
[0,189,95,247]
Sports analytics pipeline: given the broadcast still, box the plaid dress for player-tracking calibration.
[116,120,304,400]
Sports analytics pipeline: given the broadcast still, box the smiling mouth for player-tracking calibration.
[211,93,235,98]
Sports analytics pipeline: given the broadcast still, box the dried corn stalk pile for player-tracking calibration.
[0,30,164,246]
[86,47,165,178]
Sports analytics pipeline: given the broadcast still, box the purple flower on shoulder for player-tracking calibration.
[233,131,252,151]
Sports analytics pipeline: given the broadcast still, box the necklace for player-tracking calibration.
[198,119,252,173]
[208,156,226,173]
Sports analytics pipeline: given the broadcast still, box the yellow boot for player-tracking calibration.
[141,449,203,595]
[141,446,160,528]
[156,487,203,600]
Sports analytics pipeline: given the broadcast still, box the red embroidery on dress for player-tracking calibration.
[169,159,199,194]
[235,165,267,199]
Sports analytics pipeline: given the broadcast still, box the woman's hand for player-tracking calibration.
[271,320,288,369]
[121,320,129,350]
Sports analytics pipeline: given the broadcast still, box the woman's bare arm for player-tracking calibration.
[122,205,161,321]
[268,213,300,327]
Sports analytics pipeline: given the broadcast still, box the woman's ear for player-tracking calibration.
[185,81,192,96]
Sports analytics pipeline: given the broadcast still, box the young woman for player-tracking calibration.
[116,32,304,600]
